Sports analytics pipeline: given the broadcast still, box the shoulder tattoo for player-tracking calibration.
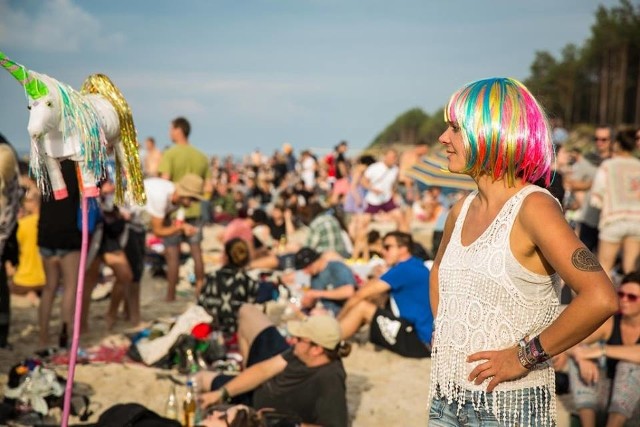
[571,248,602,272]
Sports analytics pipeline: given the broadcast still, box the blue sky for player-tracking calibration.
[0,0,619,157]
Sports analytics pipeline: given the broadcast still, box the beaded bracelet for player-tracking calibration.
[518,339,535,370]
[530,336,551,364]
[517,339,536,370]
[517,336,550,370]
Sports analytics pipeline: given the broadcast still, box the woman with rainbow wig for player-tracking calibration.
[428,77,618,426]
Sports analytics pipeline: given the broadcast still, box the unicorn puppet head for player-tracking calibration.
[25,76,62,142]
[0,52,56,141]
[0,50,106,199]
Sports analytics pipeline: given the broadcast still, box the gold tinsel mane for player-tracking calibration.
[81,74,146,205]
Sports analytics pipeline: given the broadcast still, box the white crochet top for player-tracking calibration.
[430,185,561,426]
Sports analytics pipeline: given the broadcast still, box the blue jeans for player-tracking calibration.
[428,388,544,426]
[429,395,500,426]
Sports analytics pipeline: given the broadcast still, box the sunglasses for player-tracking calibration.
[618,291,639,302]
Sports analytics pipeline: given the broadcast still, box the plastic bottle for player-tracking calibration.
[183,380,197,427]
[164,384,178,420]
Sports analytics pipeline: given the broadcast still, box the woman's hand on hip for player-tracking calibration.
[467,346,529,392]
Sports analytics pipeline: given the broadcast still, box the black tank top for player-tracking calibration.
[37,160,82,250]
[606,314,640,378]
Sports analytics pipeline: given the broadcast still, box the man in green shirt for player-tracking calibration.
[158,117,211,300]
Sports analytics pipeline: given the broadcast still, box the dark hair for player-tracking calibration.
[225,238,250,268]
[621,271,640,286]
[358,155,376,166]
[237,207,249,219]
[614,129,636,153]
[230,406,261,427]
[146,136,156,145]
[171,117,191,138]
[367,229,381,244]
[411,242,431,261]
[297,202,325,226]
[204,404,261,427]
[18,160,29,176]
[251,208,268,225]
[383,231,413,249]
[324,341,352,361]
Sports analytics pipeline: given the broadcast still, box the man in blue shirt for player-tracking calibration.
[295,247,356,316]
[338,231,432,358]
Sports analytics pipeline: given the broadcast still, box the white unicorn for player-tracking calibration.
[0,50,145,205]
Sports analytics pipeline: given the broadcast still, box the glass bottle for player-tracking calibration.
[164,384,178,420]
[278,235,287,253]
[183,380,197,427]
[185,348,199,375]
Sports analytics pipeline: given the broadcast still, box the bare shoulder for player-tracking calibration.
[449,196,467,220]
[520,190,563,225]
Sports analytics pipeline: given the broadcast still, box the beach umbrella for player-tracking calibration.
[406,151,476,192]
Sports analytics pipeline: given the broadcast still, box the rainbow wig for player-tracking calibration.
[444,77,553,186]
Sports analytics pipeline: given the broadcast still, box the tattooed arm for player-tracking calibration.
[467,191,618,392]
[519,192,618,356]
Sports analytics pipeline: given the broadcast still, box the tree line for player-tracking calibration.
[370,0,640,149]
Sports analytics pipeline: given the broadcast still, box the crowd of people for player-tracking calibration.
[0,76,639,425]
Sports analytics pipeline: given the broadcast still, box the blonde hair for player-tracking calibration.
[0,144,18,210]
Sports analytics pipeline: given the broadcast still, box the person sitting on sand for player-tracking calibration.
[197,304,350,427]
[198,238,259,335]
[294,247,357,316]
[338,231,433,358]
[563,271,640,426]
[250,201,350,271]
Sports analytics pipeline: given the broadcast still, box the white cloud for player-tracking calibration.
[157,98,207,116]
[0,0,125,53]
[117,72,323,122]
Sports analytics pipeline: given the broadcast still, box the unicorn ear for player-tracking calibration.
[0,51,49,99]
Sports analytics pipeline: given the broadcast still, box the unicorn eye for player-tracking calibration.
[27,105,32,110]
[46,101,53,107]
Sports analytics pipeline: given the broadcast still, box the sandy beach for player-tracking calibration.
[0,224,573,426]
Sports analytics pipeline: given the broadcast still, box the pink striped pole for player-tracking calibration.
[61,195,90,426]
